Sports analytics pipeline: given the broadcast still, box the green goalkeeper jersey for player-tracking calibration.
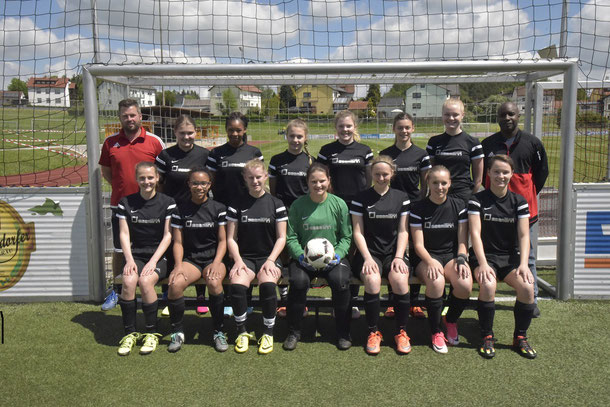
[286,193,352,259]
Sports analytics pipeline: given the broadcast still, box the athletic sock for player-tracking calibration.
[141,300,159,333]
[195,284,205,298]
[477,299,496,337]
[247,285,254,308]
[168,297,185,333]
[409,284,421,303]
[393,293,410,332]
[119,297,137,334]
[513,300,535,338]
[161,284,169,297]
[231,284,249,334]
[364,292,380,332]
[445,294,469,324]
[287,287,307,334]
[209,293,224,332]
[425,296,443,334]
[332,287,351,338]
[259,282,278,336]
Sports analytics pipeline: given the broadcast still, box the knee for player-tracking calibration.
[362,274,381,292]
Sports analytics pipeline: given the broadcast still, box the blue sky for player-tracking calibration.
[1,0,608,90]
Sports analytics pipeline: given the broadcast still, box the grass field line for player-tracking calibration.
[3,137,85,158]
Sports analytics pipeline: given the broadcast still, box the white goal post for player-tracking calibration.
[82,59,579,301]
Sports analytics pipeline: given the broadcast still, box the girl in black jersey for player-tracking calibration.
[166,167,228,353]
[426,100,484,202]
[351,156,412,355]
[269,119,312,208]
[380,112,432,320]
[116,162,175,356]
[156,115,210,317]
[318,110,373,318]
[410,165,472,354]
[468,155,537,359]
[226,159,287,354]
[269,119,312,317]
[206,112,264,206]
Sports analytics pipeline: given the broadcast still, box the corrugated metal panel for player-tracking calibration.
[573,184,610,299]
[0,189,90,300]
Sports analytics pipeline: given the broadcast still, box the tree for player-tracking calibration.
[8,78,28,99]
[155,90,177,106]
[365,84,381,107]
[384,83,411,98]
[261,88,280,117]
[221,89,238,114]
[279,85,296,109]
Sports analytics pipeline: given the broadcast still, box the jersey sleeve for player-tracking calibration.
[155,150,169,174]
[457,201,468,223]
[116,197,128,219]
[334,198,352,259]
[165,198,177,219]
[420,153,432,171]
[171,207,183,229]
[400,197,411,216]
[409,205,422,227]
[316,144,330,165]
[217,204,227,226]
[206,148,219,172]
[99,139,111,167]
[268,155,279,178]
[364,145,373,165]
[425,138,436,160]
[531,138,549,194]
[275,200,288,222]
[516,196,530,219]
[226,205,238,222]
[350,198,364,217]
[470,138,485,161]
[468,195,482,216]
[254,147,264,162]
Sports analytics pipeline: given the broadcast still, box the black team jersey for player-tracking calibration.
[268,150,310,207]
[409,196,467,256]
[227,193,288,260]
[171,199,227,262]
[350,187,410,258]
[468,189,529,256]
[317,140,373,203]
[156,144,209,205]
[426,132,484,198]
[206,142,263,206]
[116,192,176,256]
[380,144,432,201]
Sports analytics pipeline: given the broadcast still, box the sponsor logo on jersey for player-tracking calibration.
[368,212,397,219]
[425,222,454,229]
[397,166,418,172]
[185,220,215,228]
[241,216,271,223]
[222,161,246,168]
[484,213,514,223]
[0,200,36,292]
[281,169,307,176]
[436,150,462,156]
[332,158,362,164]
[303,223,332,231]
[131,216,161,224]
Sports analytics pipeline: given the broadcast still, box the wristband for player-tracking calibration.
[394,256,404,261]
[456,254,468,266]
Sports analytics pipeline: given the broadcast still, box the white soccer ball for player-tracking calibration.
[304,238,335,269]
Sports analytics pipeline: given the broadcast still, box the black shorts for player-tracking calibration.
[111,208,121,252]
[133,255,168,279]
[352,253,410,278]
[230,257,283,276]
[410,249,455,271]
[469,251,520,281]
[287,258,352,291]
[183,257,215,274]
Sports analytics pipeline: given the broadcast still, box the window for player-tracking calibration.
[412,103,421,109]
[55,89,61,94]
[420,84,425,88]
[56,98,62,104]
[413,92,421,99]
[303,92,311,98]
[216,93,221,97]
[45,89,50,94]
[37,98,42,103]
[46,98,51,103]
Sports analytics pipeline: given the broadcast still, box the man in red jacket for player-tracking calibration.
[481,101,549,317]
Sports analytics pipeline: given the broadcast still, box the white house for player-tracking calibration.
[512,86,555,115]
[27,77,74,108]
[209,85,262,116]
[404,84,460,118]
[98,81,157,111]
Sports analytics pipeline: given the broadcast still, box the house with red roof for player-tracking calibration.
[27,77,75,108]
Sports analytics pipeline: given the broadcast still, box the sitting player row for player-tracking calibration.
[115,155,537,360]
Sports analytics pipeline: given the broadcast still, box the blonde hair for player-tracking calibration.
[442,98,465,114]
[286,119,309,137]
[371,155,396,174]
[242,158,266,175]
[334,110,360,142]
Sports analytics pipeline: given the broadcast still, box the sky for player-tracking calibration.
[1,0,609,93]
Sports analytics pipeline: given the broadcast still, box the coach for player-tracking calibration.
[482,101,548,317]
[99,99,165,310]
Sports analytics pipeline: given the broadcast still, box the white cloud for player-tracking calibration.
[568,0,610,81]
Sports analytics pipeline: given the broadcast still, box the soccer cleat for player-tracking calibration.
[283,333,300,351]
[384,307,395,318]
[139,333,161,355]
[196,295,209,316]
[431,332,448,354]
[276,307,287,318]
[337,336,352,350]
[365,331,383,355]
[410,306,426,319]
[223,306,234,318]
[479,335,496,359]
[101,290,118,311]
[234,332,254,353]
[168,332,184,353]
[258,334,274,354]
[351,306,361,319]
[394,329,412,354]
[117,332,139,356]
[444,317,459,346]
[513,336,537,359]
[160,306,170,318]
[213,331,229,352]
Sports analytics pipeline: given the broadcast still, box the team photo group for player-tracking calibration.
[99,97,548,360]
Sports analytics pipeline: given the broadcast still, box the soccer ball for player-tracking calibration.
[304,238,335,269]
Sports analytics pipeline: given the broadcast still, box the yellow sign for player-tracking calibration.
[0,200,36,291]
